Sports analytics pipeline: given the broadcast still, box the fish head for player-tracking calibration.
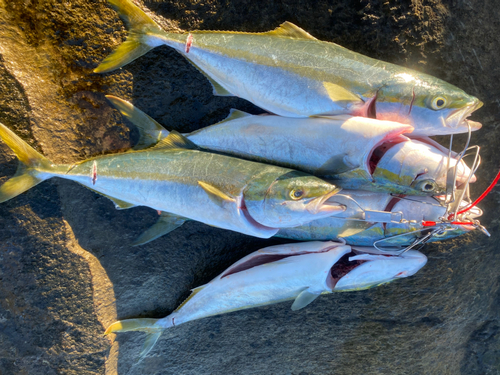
[374,72,483,136]
[243,171,344,228]
[331,247,427,291]
[372,139,474,195]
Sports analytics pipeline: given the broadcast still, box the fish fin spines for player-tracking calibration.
[106,95,168,149]
[0,122,55,203]
[95,0,164,73]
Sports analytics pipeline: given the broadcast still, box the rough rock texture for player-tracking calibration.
[0,0,499,374]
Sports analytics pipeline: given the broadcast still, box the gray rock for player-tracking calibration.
[0,0,499,374]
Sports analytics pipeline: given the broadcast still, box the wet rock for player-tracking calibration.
[0,0,499,374]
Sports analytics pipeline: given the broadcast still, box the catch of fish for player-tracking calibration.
[0,0,495,363]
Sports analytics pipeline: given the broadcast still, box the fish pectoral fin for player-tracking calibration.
[316,154,358,176]
[264,21,317,40]
[198,181,236,207]
[323,82,362,103]
[184,57,233,96]
[106,95,168,150]
[132,212,187,246]
[291,288,321,311]
[154,130,199,151]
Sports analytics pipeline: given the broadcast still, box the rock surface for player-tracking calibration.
[0,0,499,374]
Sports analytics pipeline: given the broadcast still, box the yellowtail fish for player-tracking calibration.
[104,241,427,359]
[107,96,475,197]
[96,0,482,136]
[0,122,344,240]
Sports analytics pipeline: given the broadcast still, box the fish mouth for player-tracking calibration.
[306,187,345,214]
[446,99,483,131]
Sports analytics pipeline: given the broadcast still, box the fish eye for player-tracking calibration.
[431,96,447,110]
[411,179,439,193]
[290,189,304,200]
[420,180,437,192]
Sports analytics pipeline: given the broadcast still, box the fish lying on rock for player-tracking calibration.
[107,96,475,197]
[0,122,344,239]
[96,0,482,135]
[277,190,483,246]
[104,241,427,358]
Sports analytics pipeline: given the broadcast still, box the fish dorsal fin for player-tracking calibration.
[323,82,362,103]
[106,95,168,150]
[153,130,198,151]
[265,22,318,40]
[198,181,236,207]
[132,212,187,246]
[291,288,321,311]
[174,285,206,312]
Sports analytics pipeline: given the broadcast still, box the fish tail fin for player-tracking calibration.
[94,0,165,73]
[105,318,166,359]
[106,95,169,149]
[0,122,55,203]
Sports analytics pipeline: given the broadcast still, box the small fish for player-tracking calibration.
[96,0,482,136]
[0,122,344,239]
[277,191,482,246]
[104,241,427,359]
[107,96,474,197]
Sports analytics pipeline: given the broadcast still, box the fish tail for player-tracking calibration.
[0,122,56,203]
[106,95,169,149]
[94,0,166,73]
[105,318,168,359]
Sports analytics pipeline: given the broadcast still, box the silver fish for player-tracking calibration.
[104,241,427,358]
[95,0,482,135]
[0,122,343,239]
[107,96,475,197]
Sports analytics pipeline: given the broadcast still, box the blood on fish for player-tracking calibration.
[92,161,97,185]
[185,33,193,53]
